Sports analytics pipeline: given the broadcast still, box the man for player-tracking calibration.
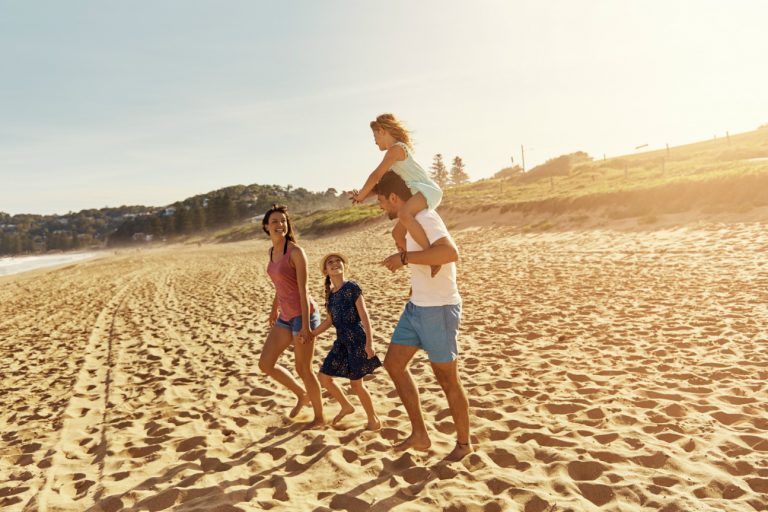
[371,170,473,461]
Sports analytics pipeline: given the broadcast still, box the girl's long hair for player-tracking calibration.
[261,204,296,243]
[370,113,413,150]
[324,275,332,313]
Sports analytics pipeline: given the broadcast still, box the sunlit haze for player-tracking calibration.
[1,0,766,215]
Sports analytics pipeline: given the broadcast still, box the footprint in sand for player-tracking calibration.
[567,460,607,481]
[578,482,615,506]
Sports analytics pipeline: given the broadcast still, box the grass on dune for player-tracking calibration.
[175,205,384,245]
[294,203,382,235]
[441,126,768,218]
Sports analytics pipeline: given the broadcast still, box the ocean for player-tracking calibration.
[0,252,99,277]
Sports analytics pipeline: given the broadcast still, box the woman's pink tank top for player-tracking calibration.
[267,244,314,321]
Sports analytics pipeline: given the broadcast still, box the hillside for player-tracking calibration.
[298,125,768,234]
[0,206,154,255]
[0,185,348,256]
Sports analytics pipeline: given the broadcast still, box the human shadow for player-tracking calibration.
[85,420,335,512]
[310,449,473,512]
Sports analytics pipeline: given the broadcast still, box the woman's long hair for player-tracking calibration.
[261,204,296,243]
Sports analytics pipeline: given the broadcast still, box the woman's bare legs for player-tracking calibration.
[258,326,308,417]
[294,336,325,427]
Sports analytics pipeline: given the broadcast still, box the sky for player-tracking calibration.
[1,0,767,216]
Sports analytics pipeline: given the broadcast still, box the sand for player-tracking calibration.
[1,216,767,511]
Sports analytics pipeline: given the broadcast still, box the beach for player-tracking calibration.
[1,217,767,511]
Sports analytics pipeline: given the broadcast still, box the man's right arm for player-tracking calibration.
[404,236,458,266]
[381,235,458,272]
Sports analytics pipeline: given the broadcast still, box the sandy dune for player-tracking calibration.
[1,218,767,511]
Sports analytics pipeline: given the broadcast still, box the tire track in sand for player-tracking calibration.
[28,277,137,512]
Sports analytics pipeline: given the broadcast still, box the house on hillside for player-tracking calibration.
[131,232,153,242]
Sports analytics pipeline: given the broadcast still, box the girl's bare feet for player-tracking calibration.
[393,434,431,452]
[365,417,381,431]
[289,393,309,418]
[332,404,355,426]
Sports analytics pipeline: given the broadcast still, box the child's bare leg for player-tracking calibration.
[398,193,441,277]
[392,222,412,296]
[318,372,355,425]
[351,379,380,430]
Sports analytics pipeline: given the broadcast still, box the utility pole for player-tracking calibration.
[521,145,526,173]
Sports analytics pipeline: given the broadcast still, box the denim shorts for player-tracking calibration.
[275,311,321,336]
[391,302,461,363]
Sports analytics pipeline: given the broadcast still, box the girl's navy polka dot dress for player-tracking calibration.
[319,281,382,380]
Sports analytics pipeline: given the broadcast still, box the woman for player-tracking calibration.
[258,204,324,426]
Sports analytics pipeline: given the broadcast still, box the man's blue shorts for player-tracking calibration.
[391,302,461,363]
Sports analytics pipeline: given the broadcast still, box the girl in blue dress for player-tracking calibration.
[312,253,382,430]
[349,113,443,277]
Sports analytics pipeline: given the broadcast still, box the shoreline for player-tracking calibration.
[0,251,102,277]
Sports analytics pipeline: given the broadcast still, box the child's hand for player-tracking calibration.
[298,326,314,344]
[347,189,361,204]
[365,342,375,359]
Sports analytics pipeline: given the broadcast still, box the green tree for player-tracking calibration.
[449,156,470,186]
[221,195,237,225]
[190,206,206,231]
[149,216,164,237]
[175,206,191,234]
[3,233,22,254]
[430,153,449,189]
[162,215,176,236]
[208,195,237,227]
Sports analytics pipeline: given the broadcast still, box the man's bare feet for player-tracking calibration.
[445,441,474,462]
[365,417,381,431]
[289,393,309,418]
[332,404,355,426]
[393,434,431,452]
[430,265,442,277]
